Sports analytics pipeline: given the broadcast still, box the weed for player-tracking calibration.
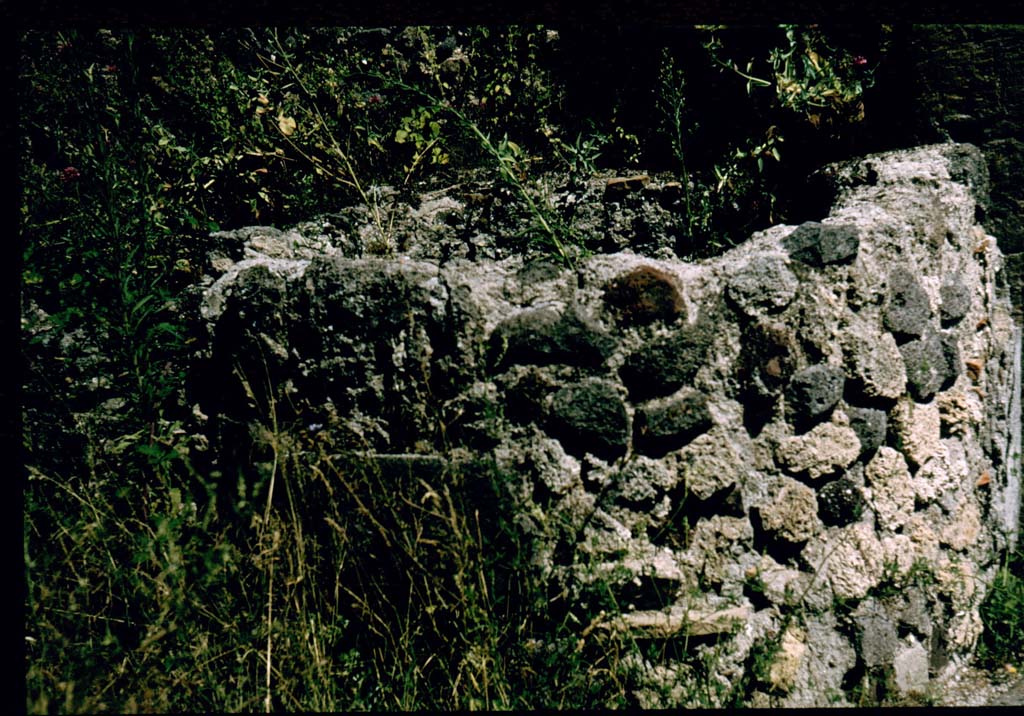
[548,124,608,178]
[701,24,876,129]
[977,543,1024,670]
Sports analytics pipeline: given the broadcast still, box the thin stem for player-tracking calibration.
[265,552,273,714]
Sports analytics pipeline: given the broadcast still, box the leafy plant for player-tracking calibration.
[548,125,608,177]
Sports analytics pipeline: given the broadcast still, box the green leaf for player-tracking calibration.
[149,322,184,340]
[131,294,156,316]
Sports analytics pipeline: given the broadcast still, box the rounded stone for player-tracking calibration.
[634,389,713,458]
[603,265,684,327]
[547,378,629,461]
[620,319,717,401]
[489,304,615,369]
[817,477,865,527]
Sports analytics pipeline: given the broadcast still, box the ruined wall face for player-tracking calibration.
[191,143,1020,706]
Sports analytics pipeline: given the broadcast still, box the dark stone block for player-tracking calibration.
[787,364,846,423]
[620,319,717,401]
[938,330,962,391]
[899,330,947,401]
[490,304,615,369]
[939,280,971,324]
[548,379,629,461]
[634,389,712,457]
[817,477,865,527]
[884,268,932,340]
[783,222,860,266]
[603,265,685,327]
[847,406,887,455]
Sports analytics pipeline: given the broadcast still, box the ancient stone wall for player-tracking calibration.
[189,143,1019,706]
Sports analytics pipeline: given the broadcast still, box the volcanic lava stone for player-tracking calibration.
[939,281,971,324]
[634,389,712,457]
[726,254,799,316]
[620,319,717,401]
[817,477,865,527]
[900,329,958,401]
[502,368,557,424]
[547,378,629,461]
[783,222,860,266]
[787,364,846,423]
[489,304,614,369]
[938,330,962,388]
[603,265,684,327]
[884,268,932,341]
[846,406,887,455]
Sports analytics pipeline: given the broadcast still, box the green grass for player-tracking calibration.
[22,388,646,711]
[977,540,1024,672]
